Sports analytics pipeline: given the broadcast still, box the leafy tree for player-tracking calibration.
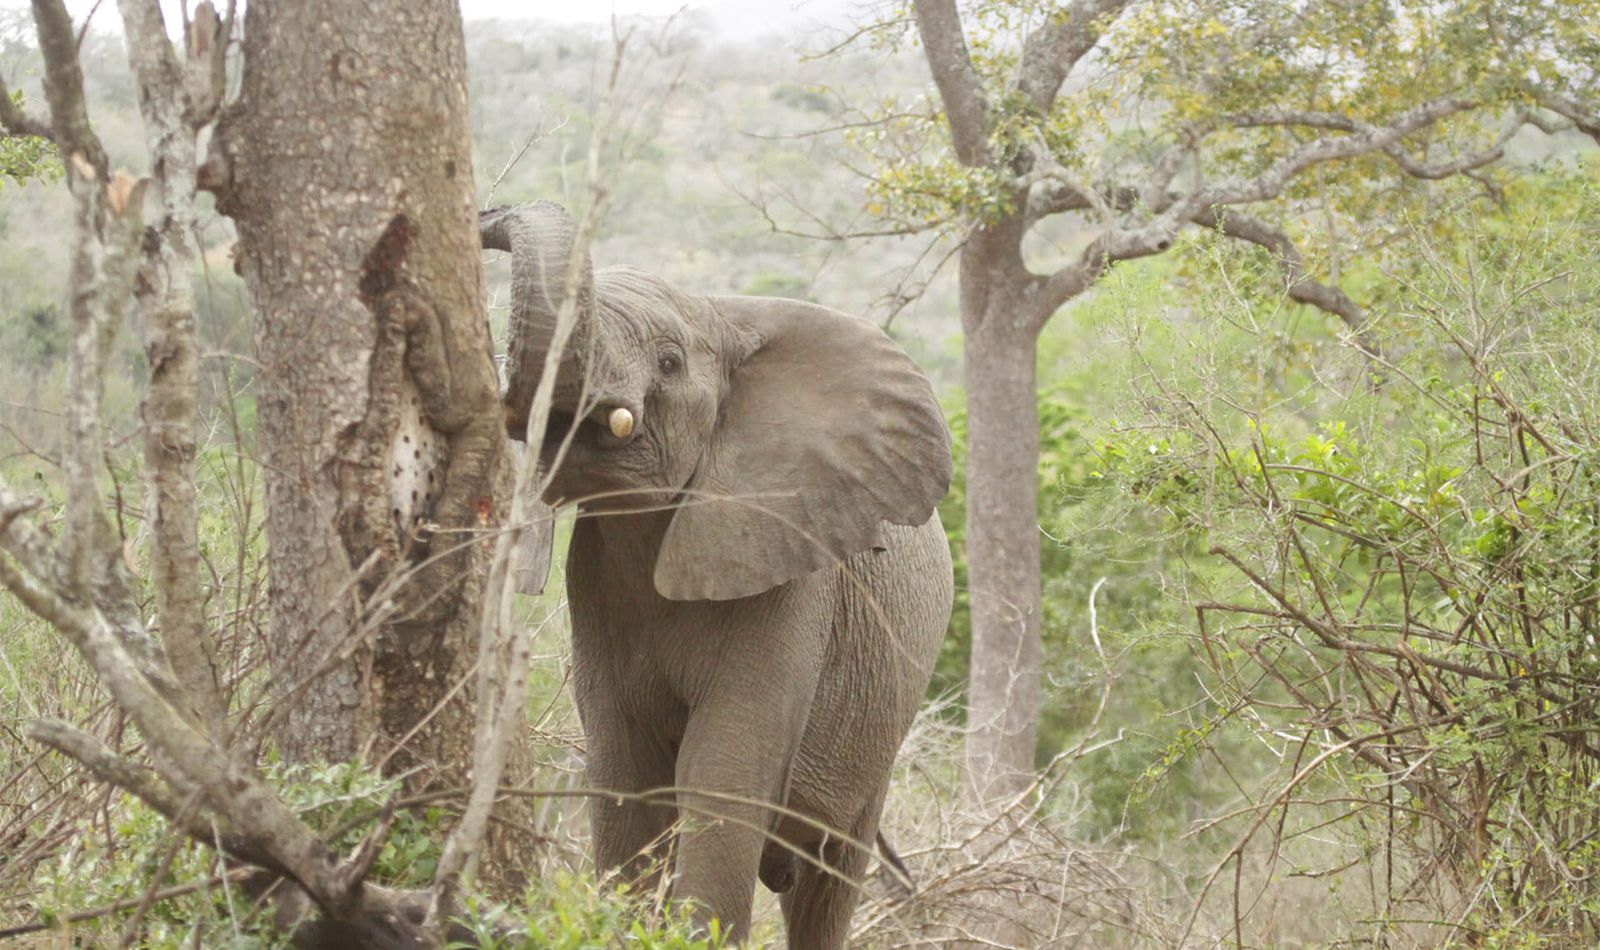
[861,0,1600,801]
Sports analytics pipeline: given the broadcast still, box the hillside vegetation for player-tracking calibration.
[3,7,1600,947]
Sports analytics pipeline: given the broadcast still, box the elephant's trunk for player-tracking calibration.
[479,201,602,440]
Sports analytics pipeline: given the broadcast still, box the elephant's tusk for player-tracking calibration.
[607,407,635,439]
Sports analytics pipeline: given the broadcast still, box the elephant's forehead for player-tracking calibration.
[595,267,715,345]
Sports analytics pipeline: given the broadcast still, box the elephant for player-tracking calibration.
[480,202,953,948]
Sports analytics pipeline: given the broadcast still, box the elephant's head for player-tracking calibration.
[482,202,952,601]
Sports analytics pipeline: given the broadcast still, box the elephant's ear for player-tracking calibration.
[653,297,952,601]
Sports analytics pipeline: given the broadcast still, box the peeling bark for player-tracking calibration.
[117,0,227,732]
[215,0,504,773]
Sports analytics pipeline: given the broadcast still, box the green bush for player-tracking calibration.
[1099,168,1600,941]
[452,875,729,950]
[26,761,732,948]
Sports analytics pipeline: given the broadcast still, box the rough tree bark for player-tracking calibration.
[207,0,506,771]
[960,305,1044,799]
[117,0,228,733]
[914,0,1140,803]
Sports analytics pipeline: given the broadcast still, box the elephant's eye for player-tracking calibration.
[657,351,682,376]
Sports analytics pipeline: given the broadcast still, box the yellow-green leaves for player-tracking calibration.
[853,0,1597,243]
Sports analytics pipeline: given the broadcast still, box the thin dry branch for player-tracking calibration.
[116,0,226,730]
[26,718,284,872]
[0,868,257,940]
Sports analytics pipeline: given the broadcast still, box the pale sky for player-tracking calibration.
[462,1,694,20]
[1,0,856,33]
[0,1,692,24]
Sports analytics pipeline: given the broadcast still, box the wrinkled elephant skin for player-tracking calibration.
[483,203,954,948]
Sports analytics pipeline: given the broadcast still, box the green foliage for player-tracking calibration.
[274,761,449,886]
[0,92,60,186]
[27,760,734,948]
[451,875,731,950]
[27,762,434,946]
[1095,166,1600,939]
[853,0,1596,274]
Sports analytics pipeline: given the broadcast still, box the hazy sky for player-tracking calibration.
[1,0,856,33]
[462,1,693,20]
[0,1,691,24]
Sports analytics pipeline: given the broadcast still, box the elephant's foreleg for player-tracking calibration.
[583,715,679,889]
[591,780,678,890]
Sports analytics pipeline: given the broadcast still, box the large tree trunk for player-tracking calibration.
[213,0,505,772]
[960,296,1044,804]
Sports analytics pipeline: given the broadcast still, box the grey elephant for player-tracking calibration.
[481,202,953,948]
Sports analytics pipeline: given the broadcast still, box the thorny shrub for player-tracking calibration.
[1103,177,1600,945]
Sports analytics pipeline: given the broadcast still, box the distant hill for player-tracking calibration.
[0,9,961,455]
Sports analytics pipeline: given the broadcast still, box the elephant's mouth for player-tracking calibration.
[539,404,635,462]
[537,403,655,508]
[541,408,593,458]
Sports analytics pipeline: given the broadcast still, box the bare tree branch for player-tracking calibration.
[1196,97,1478,209]
[1225,108,1362,131]
[28,0,148,603]
[1532,89,1600,144]
[1226,104,1521,181]
[911,0,992,167]
[1028,98,1485,314]
[116,0,226,730]
[1383,139,1507,180]
[1189,204,1377,354]
[0,481,183,693]
[1018,93,1547,333]
[1013,0,1133,115]
[0,72,54,139]
[30,0,107,178]
[26,718,286,872]
[0,869,257,940]
[182,0,229,125]
[1028,219,1178,328]
[805,13,914,60]
[61,170,146,593]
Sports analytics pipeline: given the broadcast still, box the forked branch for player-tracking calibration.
[0,73,53,139]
